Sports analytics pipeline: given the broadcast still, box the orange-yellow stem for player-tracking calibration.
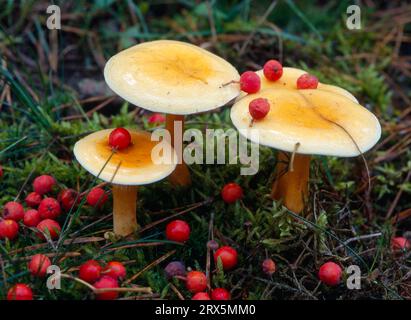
[271,152,311,214]
[166,114,192,186]
[112,185,138,237]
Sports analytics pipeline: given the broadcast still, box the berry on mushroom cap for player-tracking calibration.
[24,209,41,227]
[186,271,207,293]
[7,284,33,300]
[263,59,283,81]
[165,220,190,243]
[25,192,42,208]
[296,73,319,89]
[94,276,119,300]
[249,98,270,120]
[86,187,108,208]
[240,71,261,94]
[3,201,25,221]
[28,254,51,278]
[214,246,238,271]
[221,183,243,204]
[0,219,19,240]
[38,198,61,220]
[109,127,132,150]
[318,261,342,286]
[33,175,56,195]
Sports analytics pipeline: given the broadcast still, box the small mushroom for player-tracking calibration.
[104,40,240,186]
[73,129,176,237]
[231,87,381,213]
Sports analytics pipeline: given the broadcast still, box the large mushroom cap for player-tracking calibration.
[238,67,358,103]
[104,40,240,115]
[74,129,176,185]
[231,88,381,157]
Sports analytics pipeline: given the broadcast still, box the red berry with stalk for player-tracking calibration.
[102,261,126,280]
[166,220,190,243]
[33,175,56,195]
[25,192,42,208]
[391,237,410,253]
[240,71,261,94]
[38,197,61,219]
[214,246,238,271]
[7,284,33,300]
[148,113,166,124]
[24,209,41,227]
[36,219,61,240]
[318,261,342,286]
[297,73,319,89]
[79,260,102,283]
[3,201,25,221]
[211,288,231,300]
[249,98,270,120]
[58,189,79,211]
[28,254,51,277]
[94,276,119,300]
[86,187,108,208]
[192,292,211,300]
[186,271,207,293]
[221,183,243,204]
[0,219,19,240]
[263,59,283,81]
[262,258,276,275]
[109,128,131,150]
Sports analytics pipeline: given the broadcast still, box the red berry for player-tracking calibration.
[211,288,231,300]
[0,219,19,240]
[86,187,108,208]
[102,261,126,280]
[297,73,319,89]
[28,254,51,277]
[391,237,410,252]
[3,201,25,221]
[262,258,276,275]
[263,59,283,81]
[24,209,41,227]
[25,192,42,208]
[165,220,190,243]
[36,219,61,240]
[221,183,243,204]
[38,198,61,220]
[214,246,238,271]
[79,260,102,283]
[33,175,56,195]
[0,165,3,179]
[148,113,166,124]
[58,189,79,211]
[318,261,342,286]
[249,98,270,120]
[240,71,261,94]
[186,271,207,293]
[94,276,118,300]
[192,292,211,300]
[7,284,33,300]
[109,128,131,150]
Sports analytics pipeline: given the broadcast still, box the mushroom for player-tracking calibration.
[104,40,240,186]
[231,87,381,213]
[73,129,176,237]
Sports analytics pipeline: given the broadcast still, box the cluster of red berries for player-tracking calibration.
[79,259,126,300]
[0,174,109,242]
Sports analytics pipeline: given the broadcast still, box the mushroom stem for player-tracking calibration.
[271,152,311,214]
[112,185,138,236]
[166,114,192,186]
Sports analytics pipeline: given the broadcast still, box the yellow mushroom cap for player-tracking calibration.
[73,129,176,185]
[238,67,358,103]
[104,40,240,115]
[231,88,381,157]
